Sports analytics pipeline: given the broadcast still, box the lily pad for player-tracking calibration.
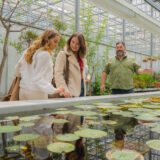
[13,134,40,141]
[85,116,98,120]
[147,110,160,116]
[56,108,68,111]
[6,145,25,151]
[120,105,140,108]
[146,140,160,150]
[75,128,107,138]
[18,122,35,127]
[136,113,160,121]
[143,105,160,109]
[151,126,160,133]
[0,126,21,133]
[102,120,117,125]
[106,149,144,160]
[6,116,19,120]
[124,98,145,104]
[96,105,121,109]
[72,111,97,116]
[142,123,159,128]
[74,105,95,109]
[52,119,69,123]
[47,142,75,153]
[113,151,138,160]
[20,116,40,122]
[93,103,113,106]
[56,134,79,142]
[99,113,108,116]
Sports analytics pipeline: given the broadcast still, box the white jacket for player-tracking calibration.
[15,50,56,94]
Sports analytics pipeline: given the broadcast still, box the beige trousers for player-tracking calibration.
[19,88,48,100]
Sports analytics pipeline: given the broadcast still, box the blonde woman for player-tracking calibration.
[54,32,87,97]
[15,29,64,100]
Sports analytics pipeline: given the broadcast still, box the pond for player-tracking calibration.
[0,96,160,160]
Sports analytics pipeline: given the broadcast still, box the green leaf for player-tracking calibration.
[74,105,95,109]
[6,145,25,151]
[47,142,75,153]
[52,119,69,124]
[18,122,35,127]
[146,140,160,150]
[6,116,19,120]
[13,134,40,141]
[113,151,137,160]
[56,134,79,142]
[20,116,40,121]
[0,126,21,133]
[75,128,107,138]
[72,111,97,116]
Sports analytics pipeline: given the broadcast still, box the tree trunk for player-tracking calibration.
[0,28,10,86]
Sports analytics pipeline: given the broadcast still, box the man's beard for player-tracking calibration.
[116,50,125,56]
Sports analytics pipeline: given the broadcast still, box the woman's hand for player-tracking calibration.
[55,87,65,94]
[64,92,72,98]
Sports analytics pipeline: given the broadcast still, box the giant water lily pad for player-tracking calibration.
[129,108,150,112]
[124,98,145,104]
[113,151,137,160]
[151,126,160,133]
[20,116,40,121]
[106,149,144,160]
[85,116,98,120]
[52,119,69,123]
[47,142,75,153]
[96,105,121,109]
[72,111,97,116]
[143,123,159,128]
[121,113,134,118]
[102,120,117,125]
[0,126,21,133]
[120,104,140,108]
[146,140,160,150]
[147,110,160,116]
[74,105,95,109]
[56,108,68,111]
[18,122,35,127]
[6,145,25,151]
[75,128,107,138]
[93,103,113,106]
[136,113,160,121]
[56,134,79,142]
[143,105,160,109]
[13,134,40,141]
[6,116,20,120]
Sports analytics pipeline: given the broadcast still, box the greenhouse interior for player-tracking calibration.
[0,0,160,159]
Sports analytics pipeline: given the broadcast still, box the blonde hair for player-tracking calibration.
[24,28,60,64]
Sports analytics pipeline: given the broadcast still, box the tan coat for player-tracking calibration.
[54,48,86,97]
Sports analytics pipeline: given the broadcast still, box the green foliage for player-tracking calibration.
[50,16,67,62]
[24,0,42,6]
[53,16,67,32]
[92,77,111,95]
[153,72,160,82]
[10,30,38,54]
[133,73,156,89]
[80,0,116,95]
